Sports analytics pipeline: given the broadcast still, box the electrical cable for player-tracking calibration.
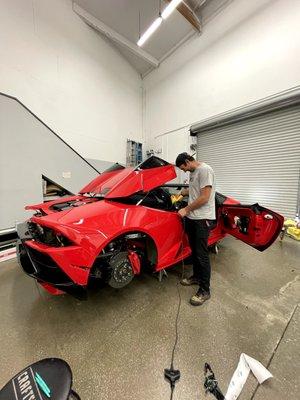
[165,216,186,399]
[170,283,182,370]
[171,216,186,367]
[170,385,174,400]
[164,280,182,399]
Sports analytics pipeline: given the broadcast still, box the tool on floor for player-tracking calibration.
[204,363,225,400]
[0,358,81,400]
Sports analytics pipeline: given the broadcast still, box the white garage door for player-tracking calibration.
[195,104,300,218]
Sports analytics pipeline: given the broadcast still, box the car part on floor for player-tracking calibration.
[204,363,225,400]
[0,358,81,400]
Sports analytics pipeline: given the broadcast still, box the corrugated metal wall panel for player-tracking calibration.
[197,104,300,218]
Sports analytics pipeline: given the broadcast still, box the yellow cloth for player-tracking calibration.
[287,226,300,241]
[283,219,300,241]
[284,219,297,227]
[171,194,183,204]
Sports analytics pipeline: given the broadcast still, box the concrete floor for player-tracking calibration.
[0,236,299,400]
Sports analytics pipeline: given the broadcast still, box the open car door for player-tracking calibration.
[220,203,284,251]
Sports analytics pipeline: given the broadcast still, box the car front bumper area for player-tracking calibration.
[16,222,88,300]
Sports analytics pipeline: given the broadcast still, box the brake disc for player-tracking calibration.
[108,252,134,288]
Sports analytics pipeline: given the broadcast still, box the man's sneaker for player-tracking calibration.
[180,276,199,286]
[190,290,211,306]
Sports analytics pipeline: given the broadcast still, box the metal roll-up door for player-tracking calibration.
[195,104,300,218]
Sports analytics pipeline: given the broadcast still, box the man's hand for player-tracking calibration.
[178,207,189,218]
[180,188,189,197]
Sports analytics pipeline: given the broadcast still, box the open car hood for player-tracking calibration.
[79,156,177,198]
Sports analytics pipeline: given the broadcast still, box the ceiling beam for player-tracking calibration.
[164,0,201,32]
[73,3,160,68]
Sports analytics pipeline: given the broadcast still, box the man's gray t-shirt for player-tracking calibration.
[188,163,216,220]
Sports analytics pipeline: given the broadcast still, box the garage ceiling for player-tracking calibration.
[73,0,232,76]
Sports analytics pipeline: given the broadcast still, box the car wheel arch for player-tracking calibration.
[95,230,158,270]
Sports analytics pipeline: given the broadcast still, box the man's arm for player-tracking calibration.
[178,186,212,218]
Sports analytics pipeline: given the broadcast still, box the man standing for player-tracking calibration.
[175,153,216,306]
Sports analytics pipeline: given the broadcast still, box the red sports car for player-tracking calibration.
[17,156,284,299]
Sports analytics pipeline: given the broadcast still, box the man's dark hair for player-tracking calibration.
[175,152,195,167]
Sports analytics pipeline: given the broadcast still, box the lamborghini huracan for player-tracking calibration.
[17,156,284,299]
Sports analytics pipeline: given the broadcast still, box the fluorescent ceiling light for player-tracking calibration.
[137,16,163,47]
[161,0,183,20]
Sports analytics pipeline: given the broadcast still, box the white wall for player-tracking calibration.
[143,0,300,161]
[0,0,142,164]
[0,94,100,229]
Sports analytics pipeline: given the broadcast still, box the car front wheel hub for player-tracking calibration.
[108,252,134,288]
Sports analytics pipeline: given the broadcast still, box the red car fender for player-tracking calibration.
[127,250,141,275]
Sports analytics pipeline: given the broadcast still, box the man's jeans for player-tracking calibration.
[184,218,213,293]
